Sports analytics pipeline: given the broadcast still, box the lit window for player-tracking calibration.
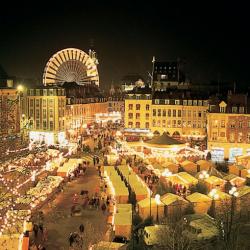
[232,107,237,113]
[239,107,244,114]
[136,104,140,110]
[165,99,170,105]
[155,99,160,104]
[220,107,226,113]
[175,100,180,105]
[158,109,161,116]
[136,113,140,119]
[146,104,150,110]
[128,113,133,119]
[128,104,133,110]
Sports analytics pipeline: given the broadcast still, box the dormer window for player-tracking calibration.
[175,100,180,105]
[165,99,170,105]
[220,107,226,113]
[155,99,160,104]
[239,107,245,114]
[232,107,238,113]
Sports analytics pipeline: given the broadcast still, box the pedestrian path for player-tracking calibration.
[82,152,104,164]
[40,166,108,249]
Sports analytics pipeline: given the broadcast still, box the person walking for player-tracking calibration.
[79,224,84,234]
[101,203,106,214]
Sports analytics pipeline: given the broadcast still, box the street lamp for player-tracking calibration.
[155,194,161,223]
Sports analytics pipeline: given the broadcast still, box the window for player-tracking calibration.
[212,132,217,141]
[153,109,156,116]
[145,113,149,120]
[43,89,47,96]
[152,119,156,127]
[157,120,161,126]
[198,100,203,106]
[247,133,250,143]
[30,99,34,107]
[162,120,166,127]
[168,109,171,117]
[136,113,140,119]
[167,120,171,127]
[136,104,140,110]
[136,122,140,128]
[220,107,226,113]
[182,110,186,117]
[213,121,218,128]
[230,121,235,128]
[136,95,140,100]
[42,99,46,107]
[146,104,150,110]
[145,122,149,129]
[36,89,40,96]
[172,120,176,128]
[175,100,180,105]
[129,104,133,110]
[193,100,197,106]
[230,133,235,142]
[220,132,225,137]
[239,121,243,128]
[193,122,196,128]
[36,109,40,118]
[188,110,191,117]
[128,113,133,119]
[128,122,133,128]
[178,110,181,117]
[49,99,54,107]
[36,120,40,129]
[232,107,237,113]
[177,120,181,127]
[221,120,225,128]
[155,99,159,104]
[238,132,243,142]
[162,110,166,116]
[49,109,53,118]
[239,107,245,114]
[183,100,187,106]
[198,111,202,118]
[203,101,208,106]
[165,99,169,105]
[43,109,46,119]
[173,110,176,117]
[188,121,191,127]
[193,111,197,118]
[158,109,161,116]
[188,100,192,106]
[43,121,47,130]
[49,121,54,130]
[35,99,39,107]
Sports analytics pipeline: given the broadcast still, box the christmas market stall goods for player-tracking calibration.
[0,210,31,250]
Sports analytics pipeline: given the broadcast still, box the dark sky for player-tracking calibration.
[0,1,249,89]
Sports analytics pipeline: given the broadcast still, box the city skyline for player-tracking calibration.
[0,2,249,89]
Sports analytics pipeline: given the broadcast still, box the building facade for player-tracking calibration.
[207,93,250,162]
[23,87,67,145]
[125,87,208,144]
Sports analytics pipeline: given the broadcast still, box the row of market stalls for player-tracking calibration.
[0,146,83,250]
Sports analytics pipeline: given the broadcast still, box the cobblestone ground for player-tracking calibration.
[40,165,108,250]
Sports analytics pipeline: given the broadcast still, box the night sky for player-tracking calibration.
[0,1,249,90]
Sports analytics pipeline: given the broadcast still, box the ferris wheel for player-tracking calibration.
[42,48,99,86]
